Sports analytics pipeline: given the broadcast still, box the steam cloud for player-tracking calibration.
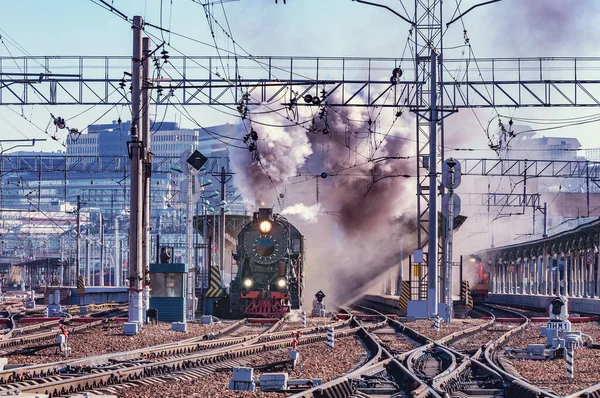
[281,203,321,223]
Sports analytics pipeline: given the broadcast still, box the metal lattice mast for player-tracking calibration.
[413,0,444,318]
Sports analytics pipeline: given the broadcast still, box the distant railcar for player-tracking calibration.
[469,256,489,302]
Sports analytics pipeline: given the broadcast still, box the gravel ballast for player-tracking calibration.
[118,336,366,397]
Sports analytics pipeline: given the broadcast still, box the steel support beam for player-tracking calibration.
[3,56,600,107]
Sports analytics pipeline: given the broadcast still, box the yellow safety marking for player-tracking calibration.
[399,281,411,308]
[205,266,223,298]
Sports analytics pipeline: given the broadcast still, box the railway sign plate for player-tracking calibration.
[546,321,570,331]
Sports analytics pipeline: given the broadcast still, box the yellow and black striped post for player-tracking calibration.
[77,276,86,305]
[205,266,224,298]
[461,280,473,308]
[77,276,85,295]
[398,280,410,309]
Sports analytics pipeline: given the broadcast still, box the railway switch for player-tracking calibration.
[506,296,584,373]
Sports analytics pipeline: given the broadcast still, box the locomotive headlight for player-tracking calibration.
[243,278,253,288]
[259,220,272,234]
[277,278,287,288]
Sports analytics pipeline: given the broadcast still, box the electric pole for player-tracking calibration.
[141,36,152,323]
[186,167,195,321]
[213,167,232,273]
[114,217,120,286]
[99,213,104,287]
[76,194,81,285]
[127,15,144,331]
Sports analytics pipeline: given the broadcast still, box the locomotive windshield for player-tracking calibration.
[256,238,276,257]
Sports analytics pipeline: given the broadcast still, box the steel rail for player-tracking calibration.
[287,308,390,398]
[482,304,561,398]
[431,306,503,393]
[0,319,105,353]
[0,318,347,387]
[13,326,361,397]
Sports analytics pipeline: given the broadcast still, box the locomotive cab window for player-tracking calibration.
[292,239,301,254]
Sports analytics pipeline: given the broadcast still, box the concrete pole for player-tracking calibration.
[506,264,523,294]
[543,202,548,238]
[577,252,582,297]
[186,173,195,321]
[127,15,144,327]
[427,51,439,319]
[540,256,545,295]
[527,257,535,294]
[524,259,528,294]
[496,264,500,293]
[526,257,533,294]
[568,253,572,296]
[491,264,495,293]
[586,251,591,298]
[120,239,125,287]
[141,36,151,323]
[536,257,541,294]
[532,257,536,294]
[445,165,455,322]
[203,201,208,290]
[573,252,578,297]
[99,214,104,287]
[500,263,508,293]
[576,252,580,297]
[582,252,586,297]
[114,218,120,287]
[498,263,502,293]
[564,253,569,296]
[219,167,226,275]
[541,253,546,295]
[397,242,403,296]
[581,249,589,297]
[596,244,600,298]
[548,253,553,296]
[76,195,81,286]
[85,234,90,286]
[572,252,577,296]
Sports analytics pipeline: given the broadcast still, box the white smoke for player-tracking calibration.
[281,203,322,223]
[231,116,313,206]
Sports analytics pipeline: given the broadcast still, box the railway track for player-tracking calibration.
[295,303,600,398]
[0,316,354,397]
[0,305,131,357]
[2,301,598,397]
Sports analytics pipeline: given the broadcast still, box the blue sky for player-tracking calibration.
[1,0,600,153]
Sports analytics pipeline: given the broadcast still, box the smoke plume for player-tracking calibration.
[492,0,599,55]
[231,94,418,304]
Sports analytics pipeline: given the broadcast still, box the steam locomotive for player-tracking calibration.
[229,208,305,317]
